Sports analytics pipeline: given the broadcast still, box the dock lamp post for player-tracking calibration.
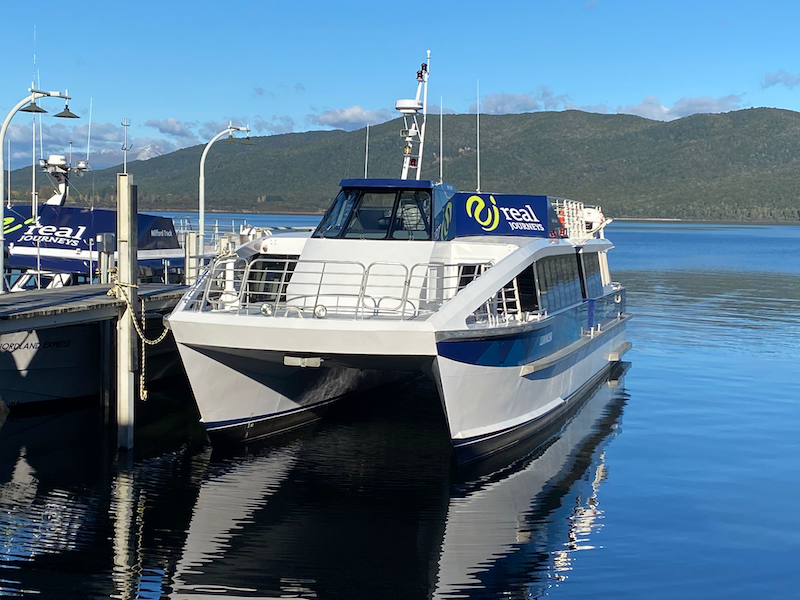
[197,122,250,275]
[0,87,79,293]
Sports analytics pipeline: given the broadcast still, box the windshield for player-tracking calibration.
[313,189,358,238]
[313,187,433,240]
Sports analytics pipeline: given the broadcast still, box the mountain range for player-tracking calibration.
[8,108,800,221]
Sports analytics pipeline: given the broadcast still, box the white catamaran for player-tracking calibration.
[166,53,631,462]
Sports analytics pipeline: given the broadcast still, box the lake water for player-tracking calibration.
[1,221,799,599]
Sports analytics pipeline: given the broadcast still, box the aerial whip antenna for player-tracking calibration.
[476,80,481,193]
[86,98,93,162]
[439,96,443,183]
[364,123,369,178]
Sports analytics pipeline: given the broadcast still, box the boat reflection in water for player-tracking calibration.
[0,365,627,598]
[168,367,629,599]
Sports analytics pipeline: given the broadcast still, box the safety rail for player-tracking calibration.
[180,256,493,320]
[551,198,606,241]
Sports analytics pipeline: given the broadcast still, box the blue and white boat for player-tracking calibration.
[166,55,631,462]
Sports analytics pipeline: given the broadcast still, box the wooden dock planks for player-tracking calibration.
[0,284,186,334]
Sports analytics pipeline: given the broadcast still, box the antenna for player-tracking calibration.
[476,80,481,193]
[31,82,36,215]
[5,138,10,209]
[37,71,43,160]
[121,118,132,173]
[86,98,93,162]
[439,96,443,183]
[364,123,371,178]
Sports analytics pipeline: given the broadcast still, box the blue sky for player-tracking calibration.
[2,0,800,170]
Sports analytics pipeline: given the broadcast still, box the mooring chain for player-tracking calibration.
[107,277,171,402]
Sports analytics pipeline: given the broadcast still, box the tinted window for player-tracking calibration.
[314,189,358,238]
[343,192,397,239]
[391,191,431,239]
[535,254,582,313]
[583,252,604,298]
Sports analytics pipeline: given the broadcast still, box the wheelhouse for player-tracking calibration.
[313,179,456,241]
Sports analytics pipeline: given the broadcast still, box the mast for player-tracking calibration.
[476,80,481,193]
[396,51,430,180]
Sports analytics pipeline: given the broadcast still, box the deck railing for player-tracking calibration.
[182,256,493,320]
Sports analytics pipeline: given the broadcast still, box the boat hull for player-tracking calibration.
[175,342,407,443]
[434,319,629,464]
[0,324,102,407]
[0,317,182,410]
[174,312,628,462]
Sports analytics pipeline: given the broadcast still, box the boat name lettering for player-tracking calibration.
[501,204,545,232]
[150,229,173,237]
[18,223,88,247]
[539,332,553,345]
[0,340,71,352]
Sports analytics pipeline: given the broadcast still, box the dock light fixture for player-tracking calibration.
[20,101,47,114]
[1,86,80,293]
[54,103,80,119]
[197,122,250,281]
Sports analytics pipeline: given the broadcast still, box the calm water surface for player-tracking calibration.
[0,220,798,599]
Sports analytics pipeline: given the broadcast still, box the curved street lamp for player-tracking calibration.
[0,87,79,293]
[197,122,250,274]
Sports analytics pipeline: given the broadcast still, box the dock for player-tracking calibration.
[0,284,186,334]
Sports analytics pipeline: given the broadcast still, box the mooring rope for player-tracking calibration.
[108,278,170,402]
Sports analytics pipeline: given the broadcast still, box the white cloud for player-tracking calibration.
[197,120,250,141]
[427,102,456,115]
[253,115,296,135]
[761,70,800,89]
[617,94,743,120]
[469,87,573,115]
[565,101,610,114]
[145,118,200,146]
[308,105,392,131]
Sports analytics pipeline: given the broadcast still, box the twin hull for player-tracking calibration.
[171,305,627,459]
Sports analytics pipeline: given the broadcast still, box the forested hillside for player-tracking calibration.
[10,108,800,221]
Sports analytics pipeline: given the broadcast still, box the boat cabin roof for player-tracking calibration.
[314,179,566,242]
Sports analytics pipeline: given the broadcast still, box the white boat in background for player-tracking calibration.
[166,53,631,462]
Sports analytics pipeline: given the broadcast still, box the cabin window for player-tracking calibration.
[315,187,434,240]
[535,254,582,313]
[582,252,604,298]
[391,191,431,239]
[343,192,397,239]
[244,255,297,304]
[314,189,358,238]
[517,265,538,312]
